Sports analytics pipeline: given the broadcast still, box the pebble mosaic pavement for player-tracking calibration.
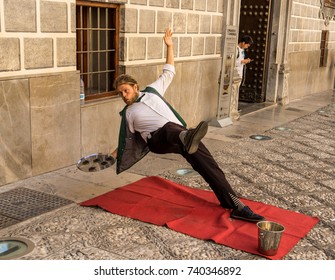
[0,104,334,260]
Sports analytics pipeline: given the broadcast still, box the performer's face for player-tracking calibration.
[118,83,139,105]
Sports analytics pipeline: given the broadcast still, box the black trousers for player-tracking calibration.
[147,122,237,209]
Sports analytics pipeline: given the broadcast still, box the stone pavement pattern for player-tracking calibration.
[0,98,334,260]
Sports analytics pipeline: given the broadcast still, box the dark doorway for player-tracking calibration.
[238,0,272,107]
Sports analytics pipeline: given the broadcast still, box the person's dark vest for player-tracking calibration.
[116,86,186,174]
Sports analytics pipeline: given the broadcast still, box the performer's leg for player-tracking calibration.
[147,122,264,222]
[147,122,185,154]
[182,142,238,209]
[148,122,237,209]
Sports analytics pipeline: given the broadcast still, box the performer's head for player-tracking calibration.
[114,74,140,105]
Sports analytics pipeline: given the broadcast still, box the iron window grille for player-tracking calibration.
[76,1,120,101]
[320,30,329,67]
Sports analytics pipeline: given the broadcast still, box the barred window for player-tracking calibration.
[320,30,329,67]
[324,0,335,9]
[76,1,120,102]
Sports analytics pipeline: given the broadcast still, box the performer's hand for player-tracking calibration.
[164,28,173,47]
[111,148,117,159]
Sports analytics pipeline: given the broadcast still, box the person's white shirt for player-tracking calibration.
[126,64,182,142]
[235,46,245,78]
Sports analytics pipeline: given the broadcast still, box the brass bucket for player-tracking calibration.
[257,221,285,256]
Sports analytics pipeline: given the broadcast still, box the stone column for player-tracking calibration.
[276,0,293,106]
[220,0,241,122]
[277,64,290,106]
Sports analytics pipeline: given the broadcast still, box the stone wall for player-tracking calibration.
[0,79,31,185]
[0,72,80,185]
[120,0,224,63]
[0,0,76,76]
[289,49,334,99]
[0,0,79,186]
[287,0,335,99]
[289,0,335,53]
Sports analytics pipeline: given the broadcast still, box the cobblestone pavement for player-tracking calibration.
[0,93,334,260]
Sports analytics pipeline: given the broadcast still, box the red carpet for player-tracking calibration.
[80,176,319,260]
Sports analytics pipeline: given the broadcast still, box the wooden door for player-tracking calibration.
[238,0,272,103]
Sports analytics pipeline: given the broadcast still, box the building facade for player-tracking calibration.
[0,0,334,187]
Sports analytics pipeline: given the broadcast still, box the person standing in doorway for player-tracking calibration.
[236,35,253,84]
[235,35,253,112]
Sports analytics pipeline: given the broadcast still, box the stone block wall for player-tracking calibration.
[288,0,335,99]
[0,0,76,76]
[289,0,335,52]
[120,0,224,64]
[0,79,31,185]
[288,49,334,99]
[0,0,79,186]
[0,72,80,185]
[29,72,80,176]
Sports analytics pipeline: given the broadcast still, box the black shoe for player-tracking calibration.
[230,206,265,223]
[184,121,208,154]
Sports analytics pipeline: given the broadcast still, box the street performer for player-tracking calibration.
[111,28,264,223]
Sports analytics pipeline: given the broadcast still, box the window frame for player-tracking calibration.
[320,30,329,67]
[76,0,120,102]
[324,0,335,9]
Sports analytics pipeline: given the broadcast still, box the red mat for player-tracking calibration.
[80,176,319,260]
